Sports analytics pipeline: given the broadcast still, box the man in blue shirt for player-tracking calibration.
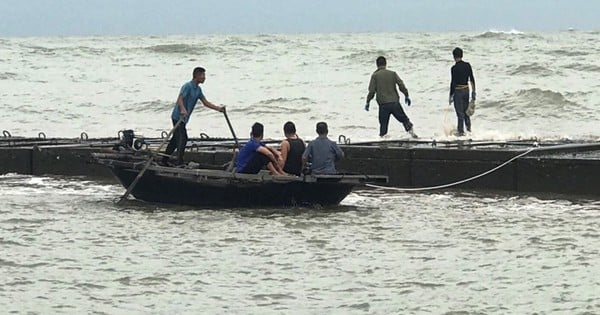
[302,122,344,174]
[162,67,225,165]
[236,122,286,175]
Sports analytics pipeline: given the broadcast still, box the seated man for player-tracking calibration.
[236,122,286,175]
[278,121,306,176]
[302,122,344,175]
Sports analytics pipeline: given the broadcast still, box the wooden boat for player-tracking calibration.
[92,152,388,207]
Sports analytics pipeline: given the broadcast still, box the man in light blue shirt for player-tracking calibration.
[162,67,225,165]
[302,122,344,174]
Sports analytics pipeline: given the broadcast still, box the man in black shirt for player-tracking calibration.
[449,47,476,136]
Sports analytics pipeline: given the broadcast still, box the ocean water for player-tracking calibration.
[2,31,600,314]
[1,174,599,314]
[1,30,600,141]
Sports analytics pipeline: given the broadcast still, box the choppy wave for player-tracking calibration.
[546,49,590,57]
[144,43,224,55]
[492,88,584,121]
[0,174,119,196]
[563,63,600,72]
[234,97,315,115]
[133,100,171,113]
[0,72,19,80]
[508,63,555,76]
[515,88,574,105]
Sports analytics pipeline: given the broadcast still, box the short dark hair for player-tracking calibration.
[251,122,264,138]
[283,121,296,135]
[316,122,328,135]
[193,67,206,77]
[376,56,386,67]
[452,47,463,59]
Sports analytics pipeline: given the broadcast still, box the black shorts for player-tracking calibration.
[239,153,270,174]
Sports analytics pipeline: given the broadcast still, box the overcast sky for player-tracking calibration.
[1,0,598,37]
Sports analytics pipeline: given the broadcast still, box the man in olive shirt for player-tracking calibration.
[365,56,417,138]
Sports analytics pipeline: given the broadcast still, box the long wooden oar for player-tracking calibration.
[117,119,183,204]
[223,108,240,172]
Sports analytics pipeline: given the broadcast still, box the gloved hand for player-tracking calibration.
[364,103,370,111]
[471,91,477,101]
[449,94,454,105]
[405,97,411,106]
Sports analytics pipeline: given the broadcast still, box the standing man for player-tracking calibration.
[162,67,225,166]
[302,122,344,175]
[365,56,417,138]
[449,47,476,136]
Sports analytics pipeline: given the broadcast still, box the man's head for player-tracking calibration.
[251,122,264,139]
[193,67,206,84]
[452,47,463,60]
[376,56,387,67]
[316,122,328,136]
[283,121,296,136]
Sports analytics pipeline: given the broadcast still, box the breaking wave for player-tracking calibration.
[474,29,526,39]
[515,88,574,106]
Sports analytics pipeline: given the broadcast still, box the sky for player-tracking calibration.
[1,0,599,37]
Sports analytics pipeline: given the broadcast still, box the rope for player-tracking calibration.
[366,146,538,192]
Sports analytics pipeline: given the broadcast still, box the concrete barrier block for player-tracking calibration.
[0,148,32,174]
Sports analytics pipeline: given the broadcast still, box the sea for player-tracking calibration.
[1,30,600,314]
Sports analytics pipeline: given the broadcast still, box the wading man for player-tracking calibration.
[449,47,476,136]
[365,56,417,138]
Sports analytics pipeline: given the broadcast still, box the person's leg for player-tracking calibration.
[378,103,393,136]
[453,90,468,135]
[175,124,188,164]
[389,102,413,132]
[239,153,270,174]
[163,120,180,164]
[464,92,472,132]
[266,162,285,176]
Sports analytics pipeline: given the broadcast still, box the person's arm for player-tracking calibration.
[366,74,376,104]
[469,64,476,100]
[332,142,344,161]
[302,142,312,171]
[176,94,187,119]
[279,140,290,168]
[257,146,279,166]
[449,66,456,104]
[268,145,283,166]
[200,97,225,112]
[258,146,286,175]
[395,73,409,98]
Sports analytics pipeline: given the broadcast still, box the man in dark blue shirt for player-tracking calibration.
[236,122,286,175]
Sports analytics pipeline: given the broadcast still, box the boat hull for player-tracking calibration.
[93,154,387,207]
[112,167,356,207]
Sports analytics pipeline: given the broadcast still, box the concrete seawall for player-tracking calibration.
[2,138,600,197]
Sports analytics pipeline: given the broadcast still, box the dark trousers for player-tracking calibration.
[239,153,269,174]
[164,119,188,164]
[453,89,471,133]
[378,102,413,136]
